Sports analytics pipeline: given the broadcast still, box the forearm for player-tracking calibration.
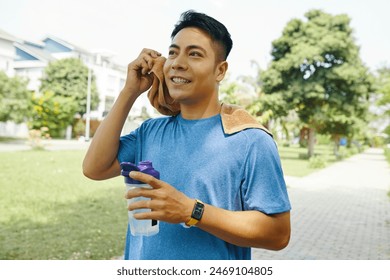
[82,89,138,180]
[197,205,291,250]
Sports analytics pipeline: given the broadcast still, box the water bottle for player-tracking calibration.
[120,161,160,236]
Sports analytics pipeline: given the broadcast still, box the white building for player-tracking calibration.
[0,30,156,138]
[0,28,18,76]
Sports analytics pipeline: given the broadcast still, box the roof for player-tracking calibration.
[42,35,90,54]
[0,28,21,43]
[14,42,55,62]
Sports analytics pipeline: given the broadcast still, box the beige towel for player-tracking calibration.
[220,103,272,136]
[147,57,272,137]
[147,57,180,116]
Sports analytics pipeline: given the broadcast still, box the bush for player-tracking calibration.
[28,127,51,150]
[308,156,327,169]
[73,118,86,138]
[385,147,390,165]
[30,91,77,138]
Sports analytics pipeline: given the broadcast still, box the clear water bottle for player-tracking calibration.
[120,161,160,236]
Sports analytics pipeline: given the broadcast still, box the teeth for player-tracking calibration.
[172,77,190,84]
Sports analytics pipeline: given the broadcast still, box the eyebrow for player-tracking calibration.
[169,43,207,53]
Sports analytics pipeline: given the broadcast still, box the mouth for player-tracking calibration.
[171,77,191,84]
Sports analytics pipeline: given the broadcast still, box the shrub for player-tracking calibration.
[308,156,327,169]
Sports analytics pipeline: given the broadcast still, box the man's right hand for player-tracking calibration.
[123,48,162,96]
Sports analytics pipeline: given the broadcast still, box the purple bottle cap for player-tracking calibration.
[120,161,159,184]
[138,161,160,180]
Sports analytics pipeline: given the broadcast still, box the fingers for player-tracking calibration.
[138,48,162,75]
[142,48,161,58]
[129,171,163,189]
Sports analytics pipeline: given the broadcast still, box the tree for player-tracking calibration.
[0,71,32,123]
[376,66,390,115]
[260,9,374,157]
[40,58,99,116]
[375,66,390,141]
[30,91,78,138]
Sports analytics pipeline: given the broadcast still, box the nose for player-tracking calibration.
[171,54,188,71]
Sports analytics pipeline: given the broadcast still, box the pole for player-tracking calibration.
[85,65,91,141]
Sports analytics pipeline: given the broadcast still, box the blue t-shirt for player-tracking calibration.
[117,113,291,260]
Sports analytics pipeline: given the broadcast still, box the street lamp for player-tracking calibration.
[85,65,91,141]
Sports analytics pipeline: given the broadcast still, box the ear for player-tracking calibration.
[215,61,228,82]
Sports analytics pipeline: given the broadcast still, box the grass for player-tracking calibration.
[0,150,127,260]
[278,143,356,177]
[384,147,390,200]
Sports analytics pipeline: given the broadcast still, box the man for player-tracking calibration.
[83,10,291,260]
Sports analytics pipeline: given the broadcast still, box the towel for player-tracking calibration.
[147,57,272,137]
[220,103,272,136]
[147,56,180,116]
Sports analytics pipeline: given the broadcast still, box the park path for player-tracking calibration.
[253,148,390,259]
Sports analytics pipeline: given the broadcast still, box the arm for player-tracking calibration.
[126,171,291,250]
[82,49,161,180]
[197,204,290,250]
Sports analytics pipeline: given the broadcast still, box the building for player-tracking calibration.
[0,28,19,76]
[0,29,156,138]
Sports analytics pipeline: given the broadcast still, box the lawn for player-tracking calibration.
[0,149,127,260]
[278,143,355,177]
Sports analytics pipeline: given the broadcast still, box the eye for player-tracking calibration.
[189,51,202,57]
[168,49,177,57]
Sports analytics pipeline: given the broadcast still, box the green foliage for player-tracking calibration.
[0,71,32,123]
[308,155,327,169]
[372,135,385,147]
[259,9,374,155]
[385,147,390,165]
[376,66,390,116]
[40,58,99,115]
[73,118,86,138]
[220,81,240,105]
[29,91,78,138]
[384,125,390,140]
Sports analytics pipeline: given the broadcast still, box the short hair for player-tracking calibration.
[171,10,233,61]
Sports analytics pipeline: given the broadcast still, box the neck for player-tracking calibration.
[179,97,221,120]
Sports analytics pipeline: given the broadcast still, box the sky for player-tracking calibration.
[0,0,389,79]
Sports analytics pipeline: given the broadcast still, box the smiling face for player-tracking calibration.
[163,27,227,106]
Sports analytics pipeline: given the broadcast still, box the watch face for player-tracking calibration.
[192,201,204,220]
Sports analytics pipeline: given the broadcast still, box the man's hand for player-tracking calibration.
[123,48,162,96]
[125,171,194,224]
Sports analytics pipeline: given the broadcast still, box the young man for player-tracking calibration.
[83,10,291,260]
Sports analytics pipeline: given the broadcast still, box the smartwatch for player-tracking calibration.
[185,199,204,227]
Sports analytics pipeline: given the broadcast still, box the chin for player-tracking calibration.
[168,90,187,101]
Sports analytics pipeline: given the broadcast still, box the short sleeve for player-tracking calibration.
[117,129,138,164]
[241,130,291,214]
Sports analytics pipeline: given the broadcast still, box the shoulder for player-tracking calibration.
[238,128,279,158]
[240,128,275,146]
[138,115,176,130]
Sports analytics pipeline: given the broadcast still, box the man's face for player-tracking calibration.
[163,27,224,105]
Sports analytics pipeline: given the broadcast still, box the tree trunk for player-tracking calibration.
[332,134,341,158]
[307,127,316,158]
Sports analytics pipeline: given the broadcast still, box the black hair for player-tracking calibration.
[171,10,233,61]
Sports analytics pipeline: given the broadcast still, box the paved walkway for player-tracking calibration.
[0,139,90,152]
[253,148,390,260]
